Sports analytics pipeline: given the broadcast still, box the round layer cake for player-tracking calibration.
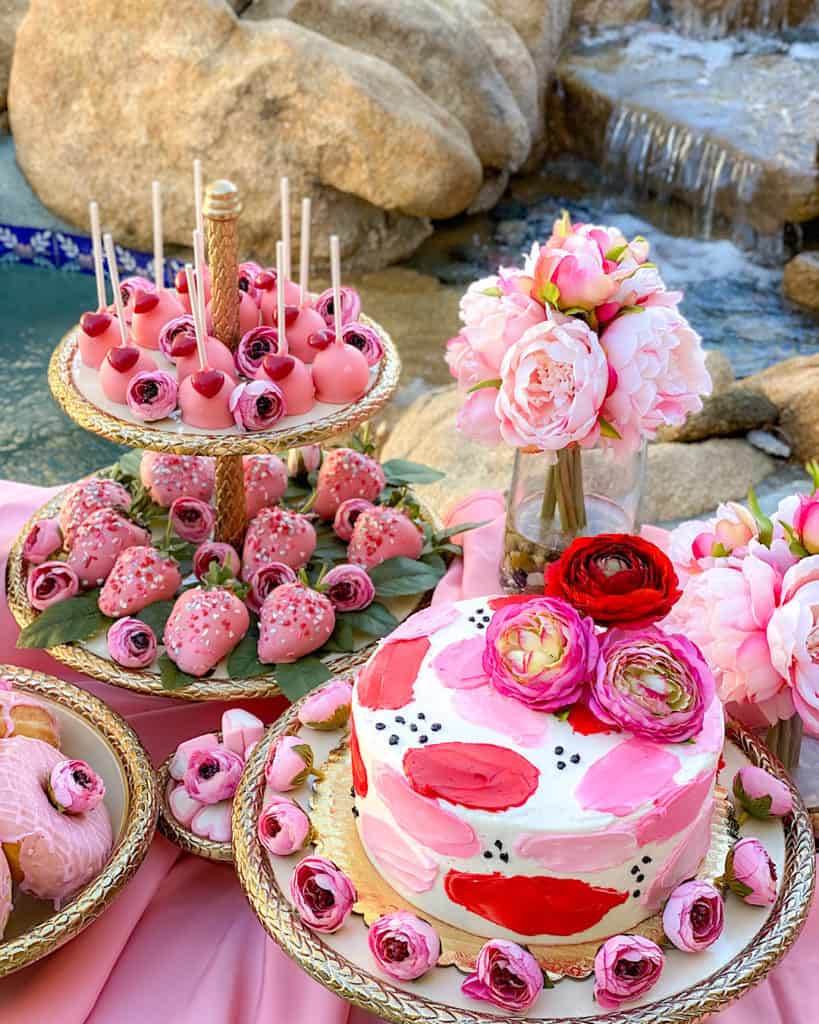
[350,597,724,946]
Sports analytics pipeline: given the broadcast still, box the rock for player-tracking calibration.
[656,388,778,443]
[0,0,28,118]
[9,0,483,270]
[783,252,819,314]
[573,0,651,27]
[747,429,791,460]
[745,355,819,462]
[670,0,816,32]
[705,350,735,396]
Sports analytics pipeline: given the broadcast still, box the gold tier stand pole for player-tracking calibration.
[204,179,246,547]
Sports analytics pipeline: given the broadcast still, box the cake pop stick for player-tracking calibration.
[280,177,291,282]
[180,262,236,429]
[89,201,106,311]
[299,197,310,306]
[193,159,204,239]
[103,234,129,347]
[152,180,164,292]
[331,234,343,345]
[185,264,208,371]
[277,240,287,355]
[193,229,208,340]
[100,233,157,400]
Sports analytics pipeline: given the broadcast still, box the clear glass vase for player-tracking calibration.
[764,714,803,777]
[501,443,647,593]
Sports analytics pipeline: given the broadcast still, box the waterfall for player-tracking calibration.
[664,0,818,36]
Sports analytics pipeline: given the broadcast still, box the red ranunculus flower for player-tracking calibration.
[544,534,681,628]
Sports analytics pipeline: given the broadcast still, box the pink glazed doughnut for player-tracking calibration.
[0,737,113,907]
[0,688,60,748]
[0,847,11,937]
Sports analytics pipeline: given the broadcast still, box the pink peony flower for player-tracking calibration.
[184,747,244,805]
[246,562,297,615]
[792,495,819,554]
[495,315,609,451]
[22,518,62,564]
[322,564,375,612]
[368,911,440,981]
[594,934,665,1008]
[460,291,546,378]
[724,837,777,906]
[455,388,503,447]
[482,597,597,712]
[445,333,495,391]
[598,260,679,324]
[126,370,179,421]
[265,735,316,792]
[169,496,215,544]
[297,678,353,730]
[49,759,105,814]
[732,764,793,819]
[107,617,157,669]
[533,233,617,312]
[333,498,374,541]
[257,796,311,856]
[662,880,725,952]
[27,561,79,610]
[462,939,543,1012]
[590,626,714,743]
[290,855,356,933]
[230,380,287,432]
[193,541,241,581]
[767,555,819,736]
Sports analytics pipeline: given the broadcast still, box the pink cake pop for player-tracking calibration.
[206,288,259,337]
[311,236,369,405]
[256,354,314,416]
[178,263,236,429]
[257,270,302,320]
[119,276,155,323]
[78,201,124,368]
[173,331,236,382]
[238,261,263,305]
[174,265,212,314]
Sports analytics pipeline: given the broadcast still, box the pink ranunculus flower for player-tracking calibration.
[733,764,793,819]
[766,555,819,736]
[322,564,375,612]
[368,911,441,981]
[482,597,598,712]
[591,626,714,743]
[22,518,62,564]
[455,387,503,447]
[600,304,711,456]
[792,494,819,554]
[107,617,157,669]
[126,370,179,421]
[246,562,297,615]
[662,880,725,952]
[193,541,241,581]
[297,679,353,731]
[533,232,617,312]
[230,379,287,432]
[725,837,777,906]
[27,561,80,610]
[333,498,373,541]
[495,315,609,451]
[169,496,215,544]
[49,759,106,814]
[290,855,356,933]
[462,939,543,1012]
[257,797,311,856]
[265,735,316,792]
[594,934,665,1009]
[184,747,244,805]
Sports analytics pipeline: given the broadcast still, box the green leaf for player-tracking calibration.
[598,417,622,440]
[227,624,267,679]
[712,542,730,558]
[747,487,773,547]
[560,306,592,317]
[780,520,809,558]
[481,285,502,297]
[617,304,645,315]
[275,657,333,702]
[538,281,560,307]
[605,243,628,262]
[113,449,144,481]
[17,590,110,649]
[369,556,446,597]
[331,615,356,652]
[465,378,502,395]
[158,653,199,690]
[135,600,175,636]
[342,602,399,638]
[311,538,349,564]
[382,459,446,486]
[431,521,491,545]
[421,552,447,575]
[806,459,819,495]
[283,480,312,504]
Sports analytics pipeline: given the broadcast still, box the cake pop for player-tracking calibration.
[256,269,302,319]
[78,201,124,368]
[174,265,211,313]
[130,182,185,349]
[238,261,263,305]
[206,287,259,337]
[119,276,156,323]
[310,236,369,405]
[174,332,236,382]
[272,197,324,363]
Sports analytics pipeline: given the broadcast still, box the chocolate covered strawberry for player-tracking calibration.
[59,478,133,548]
[258,582,335,664]
[347,507,423,570]
[164,586,250,677]
[98,546,182,617]
[241,506,317,580]
[140,452,215,507]
[66,508,151,588]
[244,454,288,519]
[312,448,385,520]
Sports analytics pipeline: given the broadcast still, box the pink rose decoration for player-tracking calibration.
[265,735,316,792]
[341,322,384,367]
[456,388,503,447]
[368,911,440,981]
[662,880,725,952]
[22,519,62,564]
[235,326,284,377]
[107,617,157,669]
[193,541,241,581]
[126,370,179,421]
[288,444,322,476]
[49,759,106,814]
[184,747,244,805]
[27,561,79,610]
[533,232,617,312]
[333,498,374,541]
[257,797,311,856]
[322,564,375,611]
[290,855,356,933]
[495,316,609,451]
[593,934,664,1009]
[169,496,215,544]
[590,627,714,743]
[230,380,287,432]
[793,495,819,554]
[724,837,778,906]
[482,597,597,712]
[297,678,353,730]
[733,764,792,820]
[462,938,543,1012]
[246,562,297,615]
[315,286,361,326]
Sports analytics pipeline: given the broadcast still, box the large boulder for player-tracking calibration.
[704,350,735,396]
[0,0,28,127]
[572,0,651,27]
[656,388,778,443]
[745,355,819,462]
[9,0,483,270]
[783,252,819,315]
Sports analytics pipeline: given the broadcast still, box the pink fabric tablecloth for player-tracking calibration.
[0,480,816,1023]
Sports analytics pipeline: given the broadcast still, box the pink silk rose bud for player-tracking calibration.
[297,679,353,731]
[340,322,384,367]
[107,617,157,669]
[126,370,179,421]
[533,233,617,312]
[26,560,80,610]
[48,759,106,814]
[368,911,440,981]
[193,541,241,581]
[22,518,62,564]
[230,380,286,432]
[169,496,215,544]
[733,765,793,821]
[290,855,356,933]
[246,562,298,615]
[235,326,284,378]
[593,934,665,1009]
[257,796,311,856]
[723,837,778,906]
[662,880,725,952]
[462,939,544,1012]
[482,597,597,712]
[265,735,318,792]
[322,564,375,612]
[333,499,374,541]
[287,444,322,478]
[793,494,819,555]
[184,747,244,805]
[315,286,361,327]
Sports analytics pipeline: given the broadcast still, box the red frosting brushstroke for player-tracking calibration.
[567,701,618,736]
[403,742,539,811]
[488,595,532,612]
[444,870,629,936]
[355,637,430,710]
[349,717,368,798]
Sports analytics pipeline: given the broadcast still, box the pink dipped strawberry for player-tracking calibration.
[98,546,182,617]
[140,452,215,507]
[312,448,385,520]
[243,454,288,519]
[59,478,133,548]
[241,506,317,580]
[258,582,335,664]
[164,586,250,677]
[66,508,151,588]
[347,507,423,570]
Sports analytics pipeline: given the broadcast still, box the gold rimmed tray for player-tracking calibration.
[0,664,158,976]
[233,704,816,1024]
[156,751,233,863]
